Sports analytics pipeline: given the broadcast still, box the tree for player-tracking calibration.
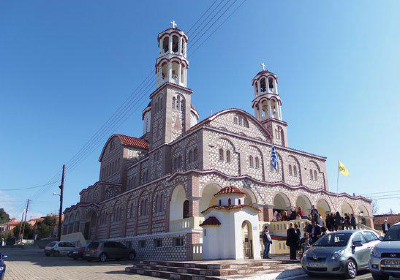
[36,216,57,239]
[0,208,10,224]
[12,222,34,239]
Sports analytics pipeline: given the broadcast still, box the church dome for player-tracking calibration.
[214,186,246,197]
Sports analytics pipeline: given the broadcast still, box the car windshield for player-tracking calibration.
[47,241,57,247]
[383,225,400,241]
[313,233,352,247]
[87,242,100,249]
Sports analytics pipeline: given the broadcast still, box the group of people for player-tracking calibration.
[263,208,362,260]
[325,212,357,231]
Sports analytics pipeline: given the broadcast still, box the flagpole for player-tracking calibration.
[336,160,340,196]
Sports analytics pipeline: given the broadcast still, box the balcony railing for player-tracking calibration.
[169,217,205,232]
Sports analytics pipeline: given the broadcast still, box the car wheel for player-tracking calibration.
[99,253,107,262]
[45,252,50,257]
[372,273,389,280]
[53,250,60,257]
[344,259,357,279]
[128,252,135,260]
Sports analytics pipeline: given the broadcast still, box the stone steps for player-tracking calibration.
[125,260,280,279]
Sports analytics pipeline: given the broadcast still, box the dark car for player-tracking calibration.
[68,247,86,260]
[84,241,136,262]
[0,253,8,280]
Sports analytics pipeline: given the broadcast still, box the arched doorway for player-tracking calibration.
[296,195,312,216]
[242,221,253,259]
[84,211,97,240]
[169,185,188,221]
[199,184,220,216]
[317,199,331,221]
[242,188,257,206]
[341,202,354,216]
[273,193,291,212]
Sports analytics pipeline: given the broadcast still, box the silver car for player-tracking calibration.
[369,222,400,280]
[301,230,380,279]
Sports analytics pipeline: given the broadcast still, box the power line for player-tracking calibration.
[0,182,56,191]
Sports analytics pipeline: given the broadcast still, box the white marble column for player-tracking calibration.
[179,37,183,55]
[168,62,172,83]
[278,104,283,120]
[178,63,182,85]
[168,36,172,53]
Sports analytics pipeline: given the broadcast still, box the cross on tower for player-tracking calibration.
[171,20,178,28]
[261,62,266,71]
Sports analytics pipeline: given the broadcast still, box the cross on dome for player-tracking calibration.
[261,62,266,71]
[171,20,178,28]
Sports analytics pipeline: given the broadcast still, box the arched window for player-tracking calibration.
[228,198,232,205]
[310,169,313,181]
[289,164,293,176]
[234,117,238,125]
[162,36,169,53]
[172,35,179,53]
[130,203,134,218]
[172,97,176,109]
[269,78,274,89]
[255,157,260,169]
[226,150,231,163]
[249,156,254,168]
[176,96,180,110]
[219,200,222,206]
[238,199,241,205]
[178,156,183,168]
[260,78,267,92]
[194,148,198,161]
[183,200,190,218]
[160,194,164,212]
[314,170,318,180]
[293,165,298,177]
[188,150,193,163]
[219,149,224,161]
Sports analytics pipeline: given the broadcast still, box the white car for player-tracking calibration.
[44,241,76,257]
[369,222,400,280]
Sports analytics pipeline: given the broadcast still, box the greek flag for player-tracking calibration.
[271,144,278,170]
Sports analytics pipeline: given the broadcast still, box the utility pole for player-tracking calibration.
[20,199,30,243]
[57,164,65,241]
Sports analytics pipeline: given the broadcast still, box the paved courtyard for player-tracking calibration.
[1,247,156,280]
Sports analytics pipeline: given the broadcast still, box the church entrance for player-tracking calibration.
[242,221,253,259]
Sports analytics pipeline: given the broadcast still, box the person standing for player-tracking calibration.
[310,221,321,244]
[335,212,341,231]
[350,214,357,230]
[382,219,391,234]
[262,226,272,259]
[286,223,298,260]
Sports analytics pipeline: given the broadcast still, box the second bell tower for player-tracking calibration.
[252,63,288,147]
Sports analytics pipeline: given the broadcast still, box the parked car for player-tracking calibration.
[68,246,87,260]
[0,253,8,280]
[84,241,136,262]
[301,230,380,279]
[369,222,400,280]
[44,241,76,257]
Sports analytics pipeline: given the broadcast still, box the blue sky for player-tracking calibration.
[1,0,399,219]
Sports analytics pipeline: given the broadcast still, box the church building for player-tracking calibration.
[63,24,373,261]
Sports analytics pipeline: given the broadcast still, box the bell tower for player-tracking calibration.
[252,63,288,147]
[149,21,192,150]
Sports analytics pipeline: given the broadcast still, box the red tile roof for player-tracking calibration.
[199,216,221,227]
[215,186,245,196]
[201,205,261,215]
[115,134,149,149]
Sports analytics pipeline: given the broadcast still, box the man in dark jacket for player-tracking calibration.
[350,214,357,229]
[286,223,298,260]
[310,221,321,243]
[262,226,273,259]
[382,219,391,234]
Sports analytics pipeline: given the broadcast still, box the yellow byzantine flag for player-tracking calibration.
[338,161,349,176]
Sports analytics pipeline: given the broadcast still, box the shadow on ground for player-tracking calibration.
[0,247,134,268]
